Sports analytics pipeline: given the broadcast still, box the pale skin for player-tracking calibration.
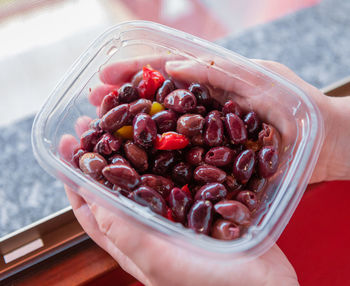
[59,58,350,286]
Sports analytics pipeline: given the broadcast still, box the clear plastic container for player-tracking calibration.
[32,21,324,260]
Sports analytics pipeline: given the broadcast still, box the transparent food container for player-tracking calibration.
[32,21,324,260]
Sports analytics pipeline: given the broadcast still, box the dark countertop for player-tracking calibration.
[1,0,349,236]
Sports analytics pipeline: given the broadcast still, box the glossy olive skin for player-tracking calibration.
[222,100,243,117]
[80,129,103,151]
[133,113,157,148]
[247,176,266,193]
[191,133,205,146]
[211,219,240,240]
[244,111,260,137]
[176,114,204,137]
[156,79,176,103]
[194,183,227,202]
[233,149,255,184]
[187,200,213,235]
[188,83,211,107]
[258,123,281,152]
[118,83,139,103]
[94,133,122,156]
[152,110,177,133]
[236,190,259,212]
[258,146,279,178]
[79,152,107,180]
[152,151,177,175]
[102,163,140,190]
[109,154,131,166]
[89,118,101,130]
[99,92,119,117]
[204,111,224,146]
[163,89,197,113]
[172,162,192,185]
[124,141,148,172]
[224,113,247,144]
[186,146,205,166]
[129,99,152,116]
[128,186,167,216]
[131,70,143,87]
[168,187,193,223]
[204,146,235,167]
[140,174,174,198]
[214,200,251,225]
[72,148,86,168]
[194,165,227,183]
[224,175,242,194]
[99,104,130,133]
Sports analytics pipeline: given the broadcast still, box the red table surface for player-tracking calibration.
[277,180,350,286]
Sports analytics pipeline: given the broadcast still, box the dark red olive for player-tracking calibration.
[131,70,143,87]
[194,164,226,183]
[99,104,130,133]
[176,114,204,137]
[89,118,101,130]
[246,176,266,194]
[79,152,107,180]
[224,175,242,200]
[168,187,193,223]
[80,129,103,151]
[152,110,177,133]
[109,154,131,166]
[163,89,197,113]
[133,113,157,148]
[99,91,119,117]
[191,133,205,146]
[224,113,247,144]
[204,111,224,147]
[102,163,140,190]
[233,149,255,184]
[128,186,167,216]
[211,219,240,240]
[258,123,281,152]
[195,105,207,116]
[187,200,213,235]
[258,146,279,178]
[222,100,243,117]
[188,83,211,107]
[194,183,227,202]
[72,148,86,168]
[94,133,122,156]
[204,146,235,167]
[172,162,192,185]
[152,151,177,175]
[214,200,251,225]
[156,79,176,103]
[124,141,148,172]
[244,111,260,137]
[236,190,259,212]
[129,99,152,116]
[186,146,205,166]
[140,174,174,198]
[118,83,139,103]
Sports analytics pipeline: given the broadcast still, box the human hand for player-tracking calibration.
[57,56,311,286]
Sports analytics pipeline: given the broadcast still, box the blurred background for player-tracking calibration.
[0,0,324,236]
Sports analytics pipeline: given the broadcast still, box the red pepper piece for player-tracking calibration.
[181,184,192,197]
[155,132,189,150]
[138,66,165,100]
[166,207,175,222]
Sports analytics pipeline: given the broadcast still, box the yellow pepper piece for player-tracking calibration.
[149,102,165,116]
[115,125,133,140]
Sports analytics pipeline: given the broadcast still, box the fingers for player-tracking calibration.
[99,55,178,85]
[89,84,118,107]
[65,185,149,284]
[75,116,92,137]
[58,134,79,162]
